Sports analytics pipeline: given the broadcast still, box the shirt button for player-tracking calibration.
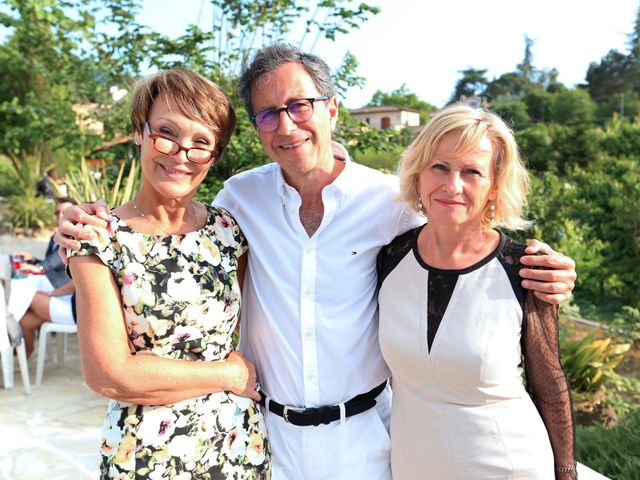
[304,289,312,296]
[304,330,313,339]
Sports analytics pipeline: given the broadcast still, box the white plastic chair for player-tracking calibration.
[0,272,31,395]
[35,322,77,387]
[0,338,31,395]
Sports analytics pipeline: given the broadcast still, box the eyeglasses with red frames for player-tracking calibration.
[144,122,217,164]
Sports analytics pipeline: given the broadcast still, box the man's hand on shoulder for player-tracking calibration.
[55,200,110,264]
[519,239,576,305]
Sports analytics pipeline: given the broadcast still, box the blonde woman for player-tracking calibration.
[378,105,575,479]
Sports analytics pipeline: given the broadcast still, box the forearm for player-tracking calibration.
[523,294,576,478]
[82,349,238,405]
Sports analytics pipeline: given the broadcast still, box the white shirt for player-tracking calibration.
[214,143,420,408]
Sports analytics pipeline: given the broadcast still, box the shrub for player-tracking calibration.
[576,407,640,479]
[0,158,22,197]
[562,332,630,394]
[7,194,55,232]
[66,157,140,208]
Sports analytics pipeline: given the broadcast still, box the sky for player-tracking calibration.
[139,1,637,108]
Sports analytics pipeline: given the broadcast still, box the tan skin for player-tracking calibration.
[55,64,576,304]
[67,95,260,405]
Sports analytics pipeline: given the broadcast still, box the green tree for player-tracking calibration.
[484,72,534,101]
[489,99,529,128]
[0,0,385,201]
[548,88,597,125]
[448,68,489,103]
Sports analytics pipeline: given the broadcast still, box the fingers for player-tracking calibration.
[57,246,69,266]
[226,351,261,400]
[246,385,262,402]
[524,239,556,255]
[92,200,111,220]
[531,290,572,305]
[520,252,576,272]
[62,204,109,230]
[55,203,111,253]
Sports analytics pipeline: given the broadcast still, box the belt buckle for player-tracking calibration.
[283,406,292,423]
[282,405,303,424]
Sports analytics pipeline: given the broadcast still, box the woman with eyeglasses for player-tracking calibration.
[67,69,270,479]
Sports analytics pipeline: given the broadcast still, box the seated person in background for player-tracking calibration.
[12,197,77,357]
[36,166,69,200]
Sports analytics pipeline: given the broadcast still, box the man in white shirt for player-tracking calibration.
[56,44,576,479]
[215,44,575,479]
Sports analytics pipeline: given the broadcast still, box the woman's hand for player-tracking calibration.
[225,351,261,401]
[54,200,110,261]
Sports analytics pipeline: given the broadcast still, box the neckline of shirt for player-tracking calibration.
[109,205,213,239]
[276,141,352,201]
[411,225,506,276]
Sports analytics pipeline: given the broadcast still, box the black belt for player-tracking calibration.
[258,381,387,427]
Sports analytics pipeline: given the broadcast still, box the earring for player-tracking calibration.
[489,203,495,225]
[416,197,425,217]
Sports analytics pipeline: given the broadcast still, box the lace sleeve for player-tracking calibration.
[522,293,577,480]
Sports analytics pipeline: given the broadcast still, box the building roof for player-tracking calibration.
[349,105,420,115]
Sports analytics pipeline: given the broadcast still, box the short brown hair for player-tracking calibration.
[398,104,531,231]
[130,68,236,159]
[239,43,335,115]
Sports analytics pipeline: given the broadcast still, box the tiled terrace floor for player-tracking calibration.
[0,337,106,479]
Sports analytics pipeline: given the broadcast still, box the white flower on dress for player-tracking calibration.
[169,325,202,345]
[216,402,239,431]
[117,231,149,263]
[167,434,201,464]
[167,271,200,302]
[121,262,155,313]
[232,394,251,412]
[213,214,236,247]
[173,234,199,257]
[87,223,114,262]
[138,407,177,448]
[224,428,249,460]
[197,410,221,440]
[101,404,123,457]
[148,241,169,260]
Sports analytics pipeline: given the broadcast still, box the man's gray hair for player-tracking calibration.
[239,43,336,115]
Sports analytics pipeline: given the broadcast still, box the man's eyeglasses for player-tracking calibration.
[144,122,216,164]
[249,96,329,133]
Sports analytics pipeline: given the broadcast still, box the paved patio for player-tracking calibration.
[0,234,107,479]
[0,336,107,479]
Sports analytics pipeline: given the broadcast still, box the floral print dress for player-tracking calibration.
[70,205,270,480]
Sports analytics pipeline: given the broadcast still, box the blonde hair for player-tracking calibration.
[130,68,236,159]
[398,104,531,231]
